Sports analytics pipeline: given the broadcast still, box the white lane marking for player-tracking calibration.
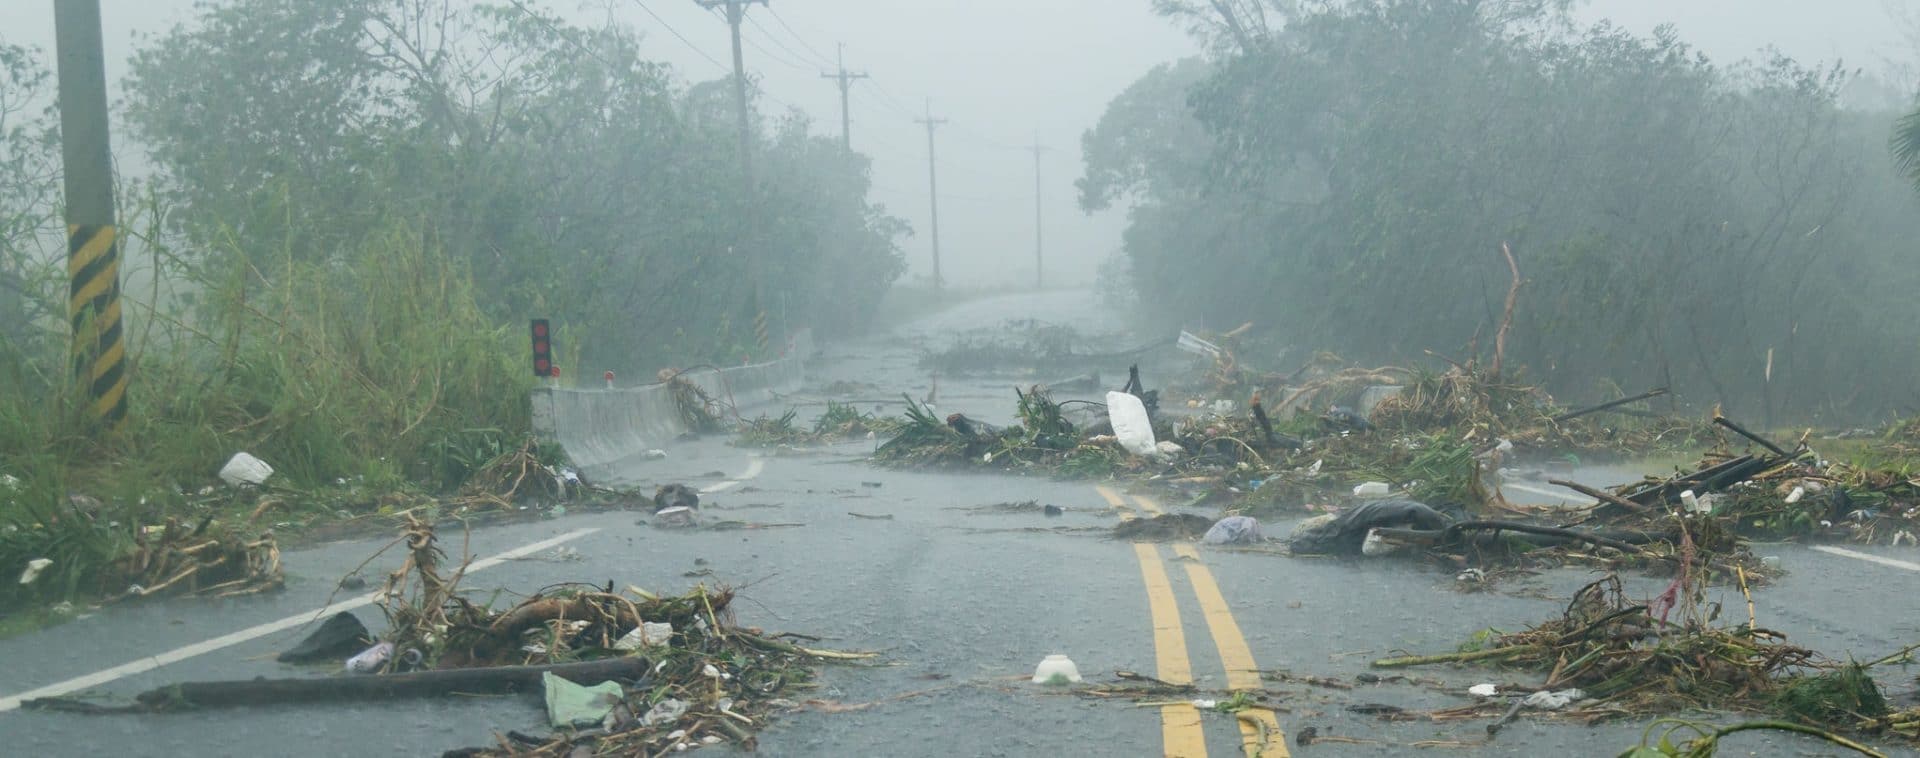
[0,527,601,713]
[1811,545,1920,572]
[700,457,765,494]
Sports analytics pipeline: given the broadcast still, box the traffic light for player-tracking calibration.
[530,319,553,378]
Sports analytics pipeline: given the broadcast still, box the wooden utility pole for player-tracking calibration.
[54,0,128,431]
[819,44,867,152]
[695,0,766,183]
[1029,137,1049,290]
[916,101,948,290]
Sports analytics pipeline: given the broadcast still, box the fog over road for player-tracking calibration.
[1,290,1914,757]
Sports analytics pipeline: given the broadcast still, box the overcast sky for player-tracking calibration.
[5,1,1916,288]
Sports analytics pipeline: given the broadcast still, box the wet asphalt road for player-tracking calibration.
[1,290,1917,757]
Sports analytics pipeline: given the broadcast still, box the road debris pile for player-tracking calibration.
[918,319,1148,376]
[106,516,283,601]
[1111,513,1215,542]
[734,402,903,447]
[450,438,576,511]
[1564,415,1920,548]
[1372,572,1913,749]
[661,369,729,433]
[26,518,871,756]
[1168,329,1706,455]
[872,387,1141,478]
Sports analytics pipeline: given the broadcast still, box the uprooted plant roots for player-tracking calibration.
[1372,573,1903,741]
[345,518,872,755]
[107,516,282,601]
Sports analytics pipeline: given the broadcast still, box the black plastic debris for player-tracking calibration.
[1287,499,1451,555]
[277,611,372,664]
[653,484,699,512]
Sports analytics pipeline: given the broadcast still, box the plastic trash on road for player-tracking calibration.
[17,557,51,585]
[1469,683,1500,698]
[1522,688,1585,710]
[1360,528,1403,556]
[641,698,690,727]
[653,484,699,511]
[1176,330,1222,358]
[219,452,274,487]
[1352,481,1391,498]
[344,641,393,674]
[1680,489,1717,515]
[1203,516,1263,545]
[652,506,697,528]
[278,611,371,663]
[1032,654,1083,685]
[1288,500,1452,556]
[543,671,626,728]
[1106,391,1158,456]
[615,622,675,651]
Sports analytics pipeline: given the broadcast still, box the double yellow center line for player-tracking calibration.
[1098,486,1288,758]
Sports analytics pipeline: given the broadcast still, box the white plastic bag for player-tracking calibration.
[1106,391,1157,457]
[1203,516,1263,545]
[219,452,274,487]
[1031,654,1083,685]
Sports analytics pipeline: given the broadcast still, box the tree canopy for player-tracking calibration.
[123,0,907,371]
[1085,0,1920,423]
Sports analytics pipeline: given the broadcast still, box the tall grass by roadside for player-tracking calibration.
[0,220,531,612]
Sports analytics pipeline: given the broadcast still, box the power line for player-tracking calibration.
[508,0,619,70]
[866,77,924,120]
[764,6,838,67]
[628,0,731,74]
[862,78,1016,150]
[744,13,826,73]
[868,181,1017,206]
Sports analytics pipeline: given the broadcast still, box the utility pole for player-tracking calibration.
[916,101,948,291]
[1029,136,1050,290]
[819,43,867,152]
[695,0,769,354]
[695,0,766,184]
[54,0,128,431]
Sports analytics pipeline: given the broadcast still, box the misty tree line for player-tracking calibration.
[1089,0,1920,423]
[0,0,908,383]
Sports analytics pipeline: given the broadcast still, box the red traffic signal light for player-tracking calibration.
[530,319,553,378]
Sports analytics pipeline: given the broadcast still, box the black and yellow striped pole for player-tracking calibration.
[753,306,769,354]
[55,0,129,430]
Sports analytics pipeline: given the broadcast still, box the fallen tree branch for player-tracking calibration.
[1372,644,1545,668]
[1491,242,1521,380]
[1711,408,1794,459]
[1372,521,1649,555]
[1548,479,1650,515]
[1551,388,1670,424]
[29,657,654,712]
[737,634,879,660]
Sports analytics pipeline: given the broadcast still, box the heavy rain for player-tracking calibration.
[3,0,1920,756]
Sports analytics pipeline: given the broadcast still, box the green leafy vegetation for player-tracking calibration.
[1086,0,1920,425]
[0,0,910,616]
